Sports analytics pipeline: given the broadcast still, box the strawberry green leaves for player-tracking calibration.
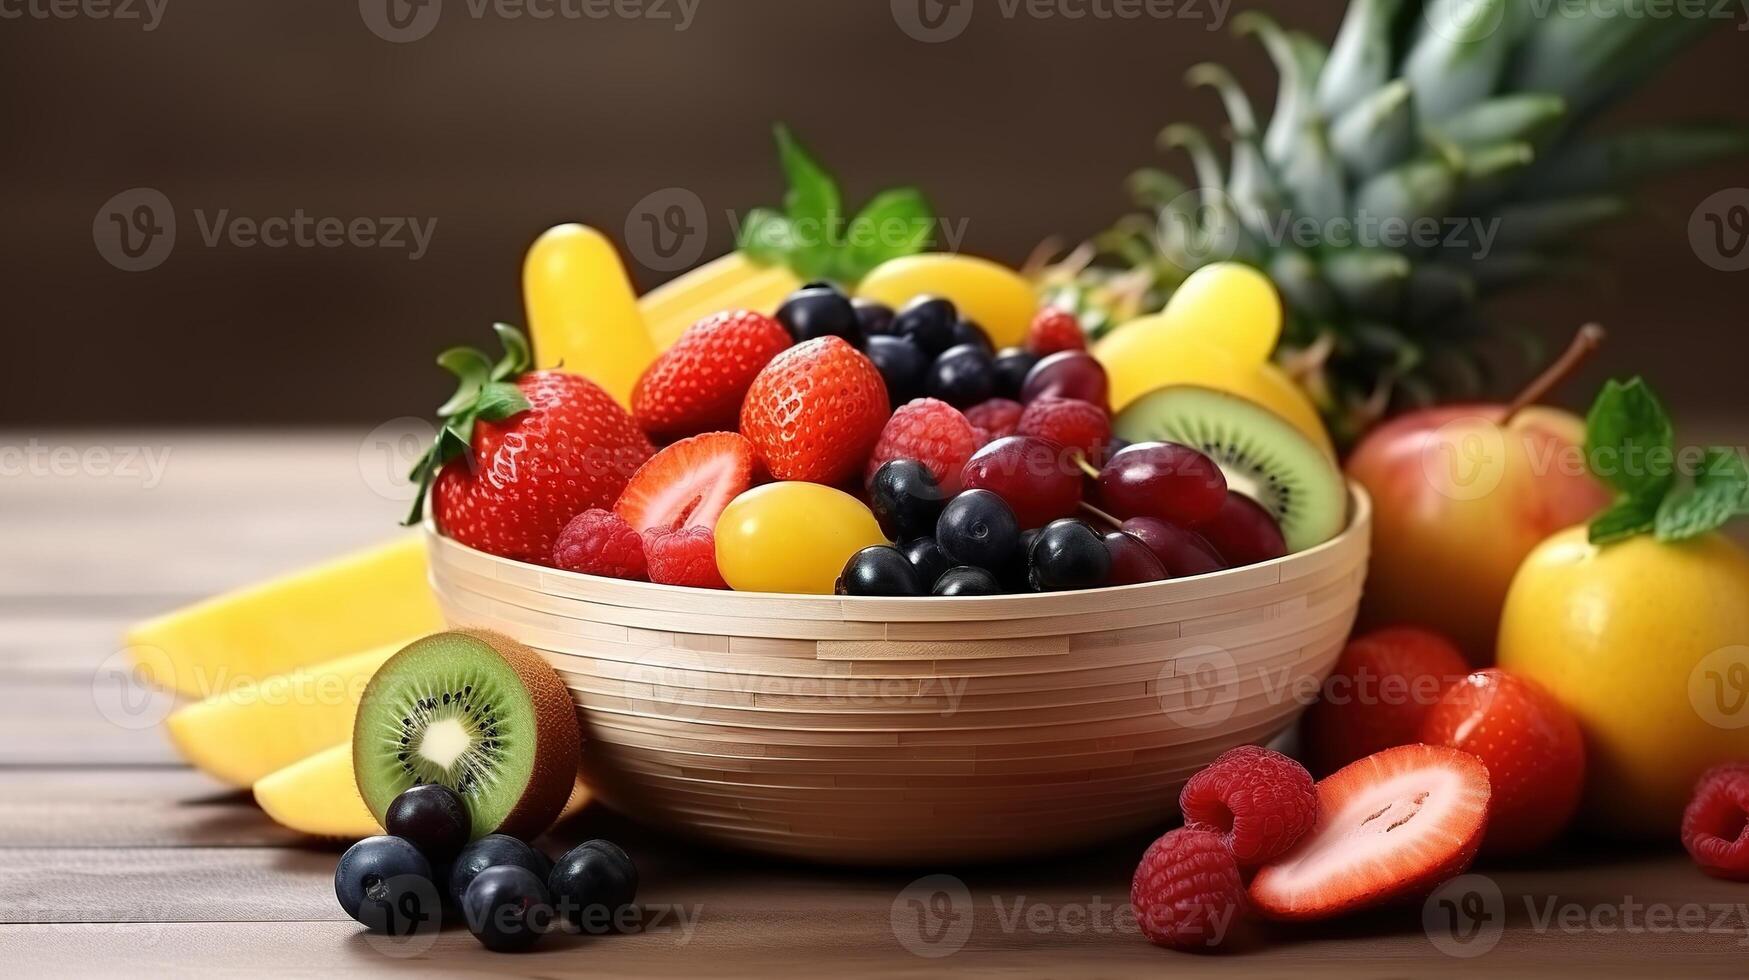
[404,323,534,526]
[738,124,935,286]
[1585,377,1749,545]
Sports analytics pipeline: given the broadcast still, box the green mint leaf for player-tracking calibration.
[839,188,935,283]
[1655,448,1749,541]
[737,208,794,266]
[1589,494,1660,545]
[1585,377,1675,501]
[774,124,841,278]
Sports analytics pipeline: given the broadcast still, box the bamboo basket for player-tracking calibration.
[424,487,1371,864]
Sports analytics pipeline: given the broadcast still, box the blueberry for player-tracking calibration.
[334,836,441,936]
[1029,519,1111,591]
[949,318,993,353]
[894,296,959,357]
[777,286,862,346]
[936,489,1020,569]
[549,839,640,934]
[864,335,928,407]
[838,545,925,597]
[992,347,1040,401]
[385,784,470,862]
[869,458,948,541]
[449,834,546,906]
[1000,527,1043,590]
[901,536,954,586]
[853,297,896,336]
[933,566,1005,596]
[801,280,847,295]
[926,344,996,409]
[462,865,552,953]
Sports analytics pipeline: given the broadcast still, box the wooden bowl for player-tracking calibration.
[424,487,1370,864]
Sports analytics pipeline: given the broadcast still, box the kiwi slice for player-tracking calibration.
[354,630,580,841]
[1113,385,1347,553]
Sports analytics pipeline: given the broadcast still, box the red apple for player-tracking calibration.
[1346,403,1609,661]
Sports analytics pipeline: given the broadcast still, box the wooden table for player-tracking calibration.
[4,432,1747,977]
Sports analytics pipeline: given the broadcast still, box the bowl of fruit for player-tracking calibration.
[414,242,1368,863]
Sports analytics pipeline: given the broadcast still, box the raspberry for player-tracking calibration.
[1027,307,1085,356]
[1682,763,1749,880]
[644,525,728,589]
[552,509,646,580]
[1017,397,1111,461]
[1179,745,1318,868]
[1131,828,1247,952]
[865,398,978,493]
[965,398,1023,440]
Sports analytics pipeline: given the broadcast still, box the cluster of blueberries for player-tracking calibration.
[334,783,638,953]
[776,283,1040,408]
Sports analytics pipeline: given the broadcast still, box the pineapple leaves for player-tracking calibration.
[1318,0,1405,120]
[1330,80,1416,177]
[1403,0,1513,121]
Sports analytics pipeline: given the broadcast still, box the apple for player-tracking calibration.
[1347,403,1610,660]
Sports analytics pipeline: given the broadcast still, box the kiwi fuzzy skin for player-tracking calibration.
[355,629,581,841]
[461,629,582,839]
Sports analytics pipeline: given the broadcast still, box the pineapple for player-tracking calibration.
[1043,0,1747,445]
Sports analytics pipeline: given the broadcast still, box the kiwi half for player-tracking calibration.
[354,629,580,841]
[1113,385,1347,553]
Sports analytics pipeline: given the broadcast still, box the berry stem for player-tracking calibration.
[1078,501,1123,529]
[1503,323,1605,425]
[1073,455,1102,480]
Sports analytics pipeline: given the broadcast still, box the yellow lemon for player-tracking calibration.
[1498,526,1749,837]
[857,253,1036,348]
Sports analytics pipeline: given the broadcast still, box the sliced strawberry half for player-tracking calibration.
[1249,744,1491,921]
[613,432,755,534]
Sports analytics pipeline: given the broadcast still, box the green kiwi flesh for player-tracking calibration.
[1113,385,1347,553]
[354,630,580,841]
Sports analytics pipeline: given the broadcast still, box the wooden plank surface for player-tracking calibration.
[3,430,1748,977]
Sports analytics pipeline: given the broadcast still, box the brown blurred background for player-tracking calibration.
[3,0,1745,428]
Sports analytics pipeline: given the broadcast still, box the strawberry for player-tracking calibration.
[614,432,755,534]
[409,325,654,565]
[1027,307,1085,355]
[1249,745,1490,921]
[740,336,888,485]
[1418,668,1585,856]
[632,310,791,441]
[1299,627,1470,776]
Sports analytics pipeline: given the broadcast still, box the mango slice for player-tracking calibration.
[125,536,443,699]
[165,643,405,787]
[254,744,383,839]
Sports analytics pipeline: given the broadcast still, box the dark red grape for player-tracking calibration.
[1102,530,1168,585]
[1197,491,1288,567]
[1020,351,1108,408]
[1095,442,1227,528]
[958,436,1082,528]
[1120,517,1228,578]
